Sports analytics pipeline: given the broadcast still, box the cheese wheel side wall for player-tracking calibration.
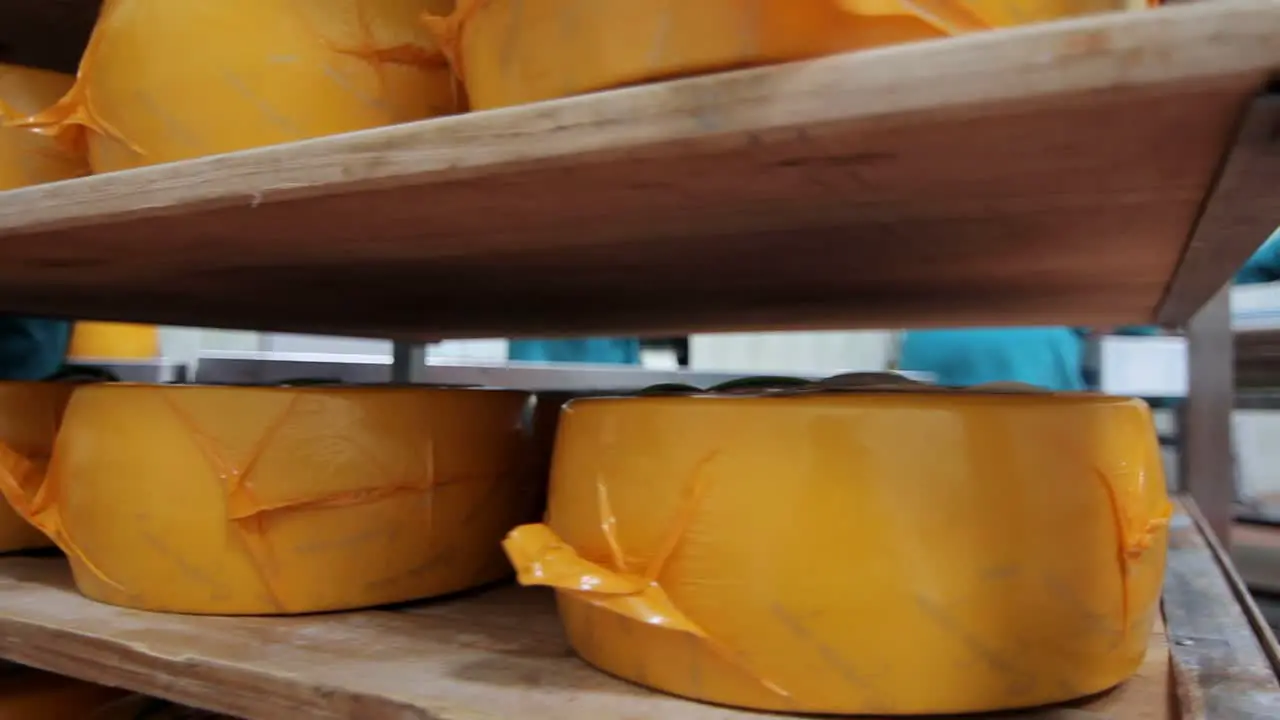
[67,322,160,361]
[0,65,87,552]
[0,385,542,615]
[505,392,1171,714]
[27,0,460,172]
[424,0,1157,111]
[0,384,76,551]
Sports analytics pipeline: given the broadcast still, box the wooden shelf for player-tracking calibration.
[0,1,1275,338]
[0,555,1170,720]
[0,499,1258,719]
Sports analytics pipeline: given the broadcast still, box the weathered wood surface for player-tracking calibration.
[1165,504,1280,718]
[0,555,1176,720]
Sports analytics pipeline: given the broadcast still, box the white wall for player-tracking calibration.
[689,331,896,374]
[158,329,509,363]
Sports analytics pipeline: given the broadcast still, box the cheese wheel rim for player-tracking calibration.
[23,0,463,172]
[515,391,1172,713]
[422,0,1153,110]
[10,383,541,614]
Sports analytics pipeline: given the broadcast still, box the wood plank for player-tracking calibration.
[0,1,1276,338]
[0,555,1176,720]
[1165,500,1280,718]
[1158,96,1280,326]
[1184,288,1236,542]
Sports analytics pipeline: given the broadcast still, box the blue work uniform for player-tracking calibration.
[900,326,1085,391]
[0,316,70,380]
[508,337,641,365]
[1235,229,1280,285]
[900,228,1280,392]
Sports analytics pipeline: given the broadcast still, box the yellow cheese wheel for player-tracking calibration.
[30,0,460,172]
[0,667,128,718]
[0,64,87,190]
[0,384,542,615]
[423,0,1154,110]
[68,322,160,361]
[0,383,76,552]
[504,389,1171,714]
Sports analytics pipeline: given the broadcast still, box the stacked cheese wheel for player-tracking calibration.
[66,323,160,363]
[27,0,461,360]
[0,384,542,614]
[0,64,91,553]
[35,0,460,171]
[505,385,1172,714]
[423,0,1157,110]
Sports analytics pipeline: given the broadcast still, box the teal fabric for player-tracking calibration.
[899,228,1280,395]
[899,327,1085,391]
[1235,228,1280,285]
[508,338,641,365]
[1113,325,1162,337]
[0,317,70,381]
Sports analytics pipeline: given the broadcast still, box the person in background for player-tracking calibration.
[898,326,1085,390]
[1235,228,1280,284]
[0,316,70,380]
[899,228,1280,390]
[508,337,641,365]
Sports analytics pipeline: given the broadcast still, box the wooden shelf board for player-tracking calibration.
[1167,499,1280,717]
[0,555,1173,720]
[0,1,1276,338]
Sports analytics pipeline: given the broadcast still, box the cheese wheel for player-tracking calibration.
[67,322,160,361]
[504,390,1171,714]
[0,67,90,551]
[423,0,1154,110]
[0,666,128,718]
[0,63,87,190]
[30,0,460,172]
[0,383,76,552]
[0,384,541,614]
[0,64,87,190]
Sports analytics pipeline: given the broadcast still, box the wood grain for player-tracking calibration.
[1184,288,1236,542]
[0,1,1275,338]
[1165,501,1280,718]
[1159,97,1280,327]
[0,555,1179,720]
